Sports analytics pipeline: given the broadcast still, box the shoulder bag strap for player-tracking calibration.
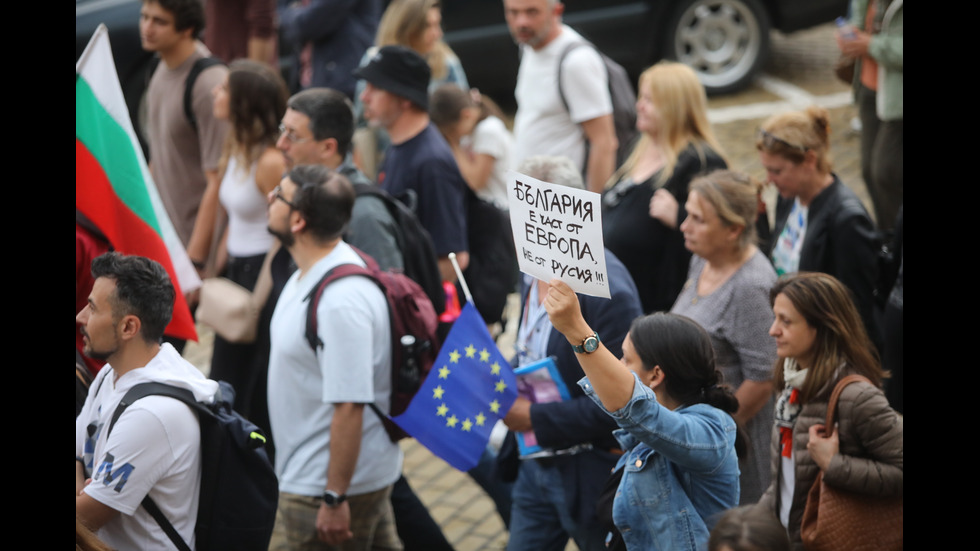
[824,374,873,430]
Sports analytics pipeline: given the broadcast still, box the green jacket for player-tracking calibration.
[850,0,903,121]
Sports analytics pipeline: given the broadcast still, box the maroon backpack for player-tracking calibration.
[304,247,440,441]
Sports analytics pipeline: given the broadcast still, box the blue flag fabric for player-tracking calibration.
[393,302,518,471]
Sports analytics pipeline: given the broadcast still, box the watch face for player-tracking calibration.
[583,336,599,353]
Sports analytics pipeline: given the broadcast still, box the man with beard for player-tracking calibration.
[504,0,617,193]
[265,165,403,550]
[76,253,219,550]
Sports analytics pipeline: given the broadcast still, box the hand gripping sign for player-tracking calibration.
[508,171,610,298]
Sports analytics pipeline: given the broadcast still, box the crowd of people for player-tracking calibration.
[76,1,902,550]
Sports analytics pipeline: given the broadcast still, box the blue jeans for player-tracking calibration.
[506,459,606,551]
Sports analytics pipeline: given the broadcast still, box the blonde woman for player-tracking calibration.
[756,106,880,348]
[602,61,727,314]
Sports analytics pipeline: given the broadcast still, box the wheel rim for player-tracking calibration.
[673,0,762,90]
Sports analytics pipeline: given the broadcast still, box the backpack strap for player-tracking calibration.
[555,41,591,117]
[303,261,380,351]
[108,382,202,551]
[303,251,392,425]
[184,57,225,132]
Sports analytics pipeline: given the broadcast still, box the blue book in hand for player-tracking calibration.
[513,356,571,457]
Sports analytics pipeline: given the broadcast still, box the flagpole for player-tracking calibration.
[449,252,473,304]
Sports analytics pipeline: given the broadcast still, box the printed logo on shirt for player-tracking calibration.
[94,452,135,493]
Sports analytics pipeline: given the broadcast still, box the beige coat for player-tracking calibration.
[756,373,903,549]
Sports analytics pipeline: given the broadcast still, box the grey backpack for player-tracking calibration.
[557,41,639,168]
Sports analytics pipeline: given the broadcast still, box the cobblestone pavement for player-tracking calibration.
[185,21,870,551]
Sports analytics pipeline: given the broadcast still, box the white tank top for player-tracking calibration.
[219,156,274,257]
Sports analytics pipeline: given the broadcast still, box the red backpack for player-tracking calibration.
[304,247,440,441]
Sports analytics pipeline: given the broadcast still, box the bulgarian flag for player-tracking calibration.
[76,24,198,341]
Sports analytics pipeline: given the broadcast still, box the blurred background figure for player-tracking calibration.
[708,506,790,551]
[353,0,468,179]
[836,0,903,233]
[205,0,278,66]
[671,170,776,505]
[430,83,513,209]
[602,61,728,314]
[209,59,289,461]
[758,272,902,549]
[278,0,381,96]
[881,205,902,413]
[756,106,881,351]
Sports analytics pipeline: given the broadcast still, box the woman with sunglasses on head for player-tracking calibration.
[602,62,728,314]
[671,170,777,505]
[209,59,289,458]
[544,279,740,551]
[759,272,902,550]
[756,106,881,350]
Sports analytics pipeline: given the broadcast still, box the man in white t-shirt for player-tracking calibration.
[504,0,617,193]
[266,164,403,550]
[76,253,219,550]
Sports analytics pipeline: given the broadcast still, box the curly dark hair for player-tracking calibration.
[91,252,175,343]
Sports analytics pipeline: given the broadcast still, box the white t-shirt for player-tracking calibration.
[469,115,514,209]
[75,344,219,551]
[268,241,402,497]
[513,25,612,170]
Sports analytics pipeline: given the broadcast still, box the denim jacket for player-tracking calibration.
[581,374,740,551]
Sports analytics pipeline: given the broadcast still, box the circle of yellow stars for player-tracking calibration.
[430,343,510,432]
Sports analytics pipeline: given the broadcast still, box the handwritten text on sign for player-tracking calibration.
[507,171,609,298]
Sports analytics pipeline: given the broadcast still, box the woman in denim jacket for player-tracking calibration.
[545,280,741,550]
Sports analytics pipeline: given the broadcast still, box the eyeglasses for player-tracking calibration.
[278,123,313,145]
[271,184,298,209]
[757,129,808,153]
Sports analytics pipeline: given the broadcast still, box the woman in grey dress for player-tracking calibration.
[670,169,777,504]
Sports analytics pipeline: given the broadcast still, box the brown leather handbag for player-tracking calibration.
[800,375,903,551]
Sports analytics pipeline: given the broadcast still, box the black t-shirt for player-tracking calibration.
[378,124,468,256]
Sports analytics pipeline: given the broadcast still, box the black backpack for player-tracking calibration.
[304,247,440,442]
[557,40,639,168]
[146,56,225,132]
[461,188,518,327]
[108,381,278,551]
[353,183,446,315]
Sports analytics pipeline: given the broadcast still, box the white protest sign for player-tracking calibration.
[507,170,610,298]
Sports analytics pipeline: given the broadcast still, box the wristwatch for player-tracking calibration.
[572,331,600,354]
[322,490,347,507]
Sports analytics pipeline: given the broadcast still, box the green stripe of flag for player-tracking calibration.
[75,77,161,236]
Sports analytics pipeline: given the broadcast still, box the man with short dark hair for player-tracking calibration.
[76,252,219,550]
[266,165,403,551]
[141,0,228,277]
[355,45,469,283]
[504,0,617,193]
[277,88,403,271]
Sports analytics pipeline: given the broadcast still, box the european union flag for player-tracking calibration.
[393,302,518,471]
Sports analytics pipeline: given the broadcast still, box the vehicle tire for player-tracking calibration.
[661,0,771,95]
